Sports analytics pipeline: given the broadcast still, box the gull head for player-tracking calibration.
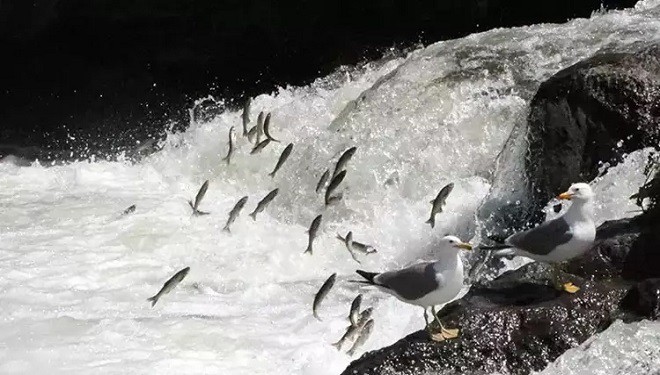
[558,182,594,202]
[440,235,472,252]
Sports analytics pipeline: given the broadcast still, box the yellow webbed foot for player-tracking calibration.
[563,282,580,294]
[429,327,460,341]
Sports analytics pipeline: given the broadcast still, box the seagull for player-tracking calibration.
[355,235,472,341]
[481,182,596,293]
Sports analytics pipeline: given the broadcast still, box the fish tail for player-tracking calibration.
[268,171,276,178]
[347,348,356,356]
[249,212,257,221]
[188,200,195,210]
[425,217,435,228]
[304,244,312,254]
[331,341,342,350]
[223,225,231,233]
[313,310,322,321]
[146,296,158,307]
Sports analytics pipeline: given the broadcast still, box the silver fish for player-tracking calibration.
[146,266,190,307]
[304,214,323,254]
[349,294,363,327]
[247,125,258,143]
[241,98,251,136]
[315,169,330,193]
[336,233,377,254]
[332,307,374,350]
[332,146,357,178]
[426,182,454,228]
[223,196,248,232]
[188,180,210,216]
[263,112,280,142]
[256,111,265,144]
[222,126,235,165]
[313,272,336,321]
[347,319,375,356]
[325,170,346,205]
[122,204,136,215]
[249,188,279,220]
[344,231,361,264]
[251,138,272,154]
[269,143,293,178]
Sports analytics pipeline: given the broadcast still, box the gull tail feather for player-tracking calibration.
[355,270,378,285]
[478,244,512,251]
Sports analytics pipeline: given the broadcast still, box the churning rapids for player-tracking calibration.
[2,2,660,374]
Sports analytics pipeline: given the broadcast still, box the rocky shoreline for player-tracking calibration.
[341,42,660,375]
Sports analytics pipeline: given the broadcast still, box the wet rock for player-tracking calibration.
[620,278,660,320]
[341,262,628,375]
[525,43,660,215]
[566,217,660,281]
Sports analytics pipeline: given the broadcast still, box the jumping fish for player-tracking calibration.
[332,307,374,350]
[426,182,454,228]
[315,169,330,193]
[249,188,279,220]
[241,98,251,136]
[223,196,248,232]
[122,204,136,215]
[269,143,293,178]
[325,170,346,205]
[263,112,280,142]
[344,231,361,264]
[349,294,363,327]
[347,319,375,356]
[222,126,235,165]
[312,273,337,321]
[146,266,190,307]
[332,147,357,178]
[251,139,272,154]
[304,214,322,254]
[256,111,265,144]
[189,180,210,216]
[336,233,377,254]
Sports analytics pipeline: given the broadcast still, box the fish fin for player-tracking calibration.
[146,296,158,307]
[425,217,435,228]
[355,270,378,285]
[196,211,210,216]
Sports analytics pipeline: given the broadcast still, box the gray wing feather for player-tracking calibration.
[375,263,440,300]
[507,217,573,255]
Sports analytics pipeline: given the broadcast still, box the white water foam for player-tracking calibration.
[1,2,660,374]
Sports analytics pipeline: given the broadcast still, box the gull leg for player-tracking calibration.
[429,305,459,341]
[423,308,432,334]
[552,263,580,294]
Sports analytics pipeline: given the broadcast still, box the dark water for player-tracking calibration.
[0,0,637,160]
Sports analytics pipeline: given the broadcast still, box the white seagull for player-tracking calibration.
[355,235,472,341]
[482,182,596,293]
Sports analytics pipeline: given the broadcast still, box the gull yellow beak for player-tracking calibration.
[558,192,573,200]
[456,242,473,251]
